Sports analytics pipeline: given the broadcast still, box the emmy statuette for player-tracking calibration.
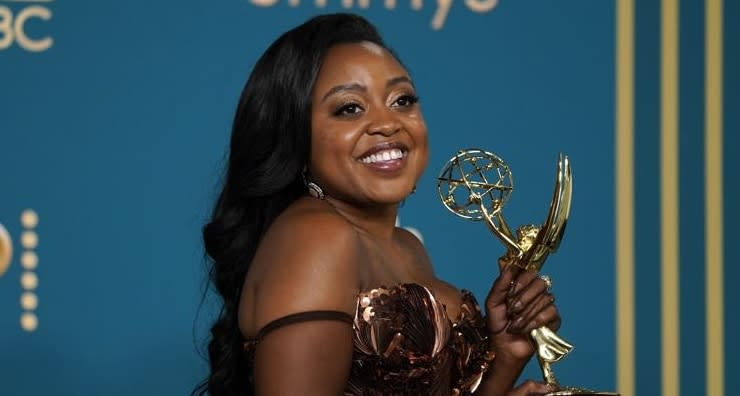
[437,149,618,396]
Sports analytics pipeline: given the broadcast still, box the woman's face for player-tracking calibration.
[309,42,428,206]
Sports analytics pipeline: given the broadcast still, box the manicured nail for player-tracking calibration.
[508,281,518,297]
[507,300,522,316]
[510,316,524,331]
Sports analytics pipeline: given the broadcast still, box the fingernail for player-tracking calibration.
[510,316,523,330]
[507,281,518,297]
[507,300,522,316]
[504,262,515,272]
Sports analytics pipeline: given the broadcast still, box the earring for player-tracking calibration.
[411,185,417,194]
[302,167,325,200]
[306,181,325,200]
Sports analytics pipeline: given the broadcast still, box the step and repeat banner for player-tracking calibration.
[0,1,737,395]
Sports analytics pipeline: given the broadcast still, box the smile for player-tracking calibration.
[359,148,406,164]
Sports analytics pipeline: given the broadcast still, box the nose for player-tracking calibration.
[367,108,402,136]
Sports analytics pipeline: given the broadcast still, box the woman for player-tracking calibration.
[197,13,561,396]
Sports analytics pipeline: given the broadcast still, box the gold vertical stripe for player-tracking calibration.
[661,1,680,396]
[705,0,724,395]
[616,1,635,395]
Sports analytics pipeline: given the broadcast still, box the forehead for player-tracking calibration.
[313,42,408,88]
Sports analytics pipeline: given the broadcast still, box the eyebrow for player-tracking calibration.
[320,76,414,103]
[387,76,414,88]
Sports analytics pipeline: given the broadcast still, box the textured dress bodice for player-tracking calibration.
[245,283,491,395]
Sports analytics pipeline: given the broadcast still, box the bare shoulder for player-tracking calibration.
[394,226,435,276]
[241,198,363,337]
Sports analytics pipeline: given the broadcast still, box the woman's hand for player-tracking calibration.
[504,380,555,396]
[484,260,562,362]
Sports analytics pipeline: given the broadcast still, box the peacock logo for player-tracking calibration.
[0,211,40,331]
[0,222,11,277]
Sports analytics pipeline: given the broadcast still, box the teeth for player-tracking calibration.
[360,148,405,163]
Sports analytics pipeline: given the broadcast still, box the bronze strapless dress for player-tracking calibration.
[245,283,491,395]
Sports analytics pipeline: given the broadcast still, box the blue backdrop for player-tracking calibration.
[0,1,736,395]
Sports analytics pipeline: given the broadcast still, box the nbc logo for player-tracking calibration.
[0,0,53,52]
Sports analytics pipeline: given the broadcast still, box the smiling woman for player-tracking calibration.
[195,13,560,396]
[308,42,427,206]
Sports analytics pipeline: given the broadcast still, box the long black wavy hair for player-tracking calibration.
[194,13,388,396]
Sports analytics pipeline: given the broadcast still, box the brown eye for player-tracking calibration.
[393,94,420,108]
[333,102,364,117]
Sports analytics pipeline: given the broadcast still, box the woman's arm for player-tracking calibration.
[245,209,363,396]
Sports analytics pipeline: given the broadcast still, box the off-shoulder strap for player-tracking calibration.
[244,310,353,348]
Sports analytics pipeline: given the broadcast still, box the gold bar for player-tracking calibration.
[705,0,724,395]
[661,1,680,396]
[616,1,635,395]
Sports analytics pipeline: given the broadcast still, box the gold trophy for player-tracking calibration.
[437,149,618,396]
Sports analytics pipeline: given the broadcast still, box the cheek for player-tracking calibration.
[409,118,429,149]
[308,124,329,172]
[309,117,336,158]
[310,135,335,176]
[312,127,356,156]
[412,119,430,170]
[406,112,428,137]
[309,122,361,174]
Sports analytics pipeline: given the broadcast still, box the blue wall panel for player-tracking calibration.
[0,1,736,395]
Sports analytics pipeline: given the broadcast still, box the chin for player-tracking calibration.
[366,187,414,205]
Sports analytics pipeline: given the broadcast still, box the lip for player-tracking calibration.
[357,141,409,160]
[356,142,409,173]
